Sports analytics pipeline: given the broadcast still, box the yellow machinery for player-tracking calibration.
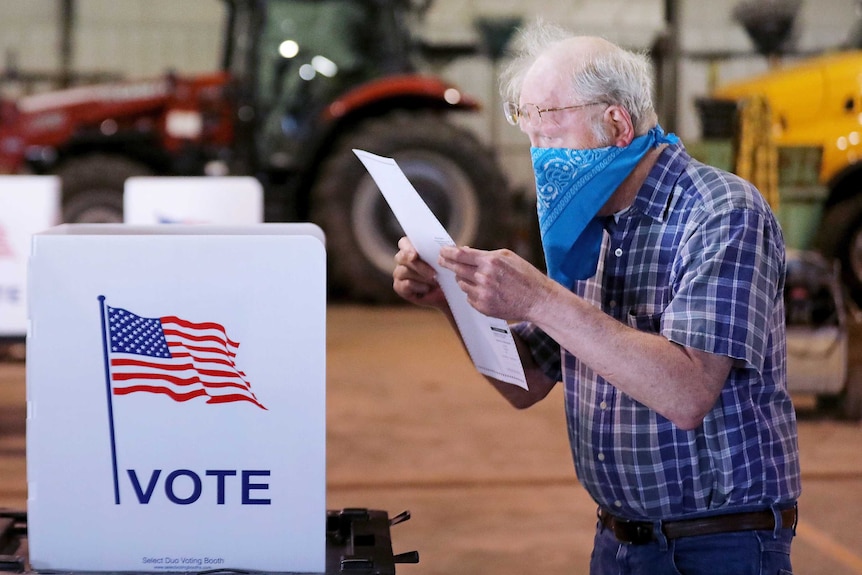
[691,96,860,418]
[704,49,862,312]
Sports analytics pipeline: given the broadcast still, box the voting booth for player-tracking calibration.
[26,223,326,572]
[124,176,264,224]
[0,176,60,339]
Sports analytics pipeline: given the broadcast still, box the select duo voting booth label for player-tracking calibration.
[26,223,326,573]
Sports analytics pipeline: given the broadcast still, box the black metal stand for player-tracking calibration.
[0,508,418,575]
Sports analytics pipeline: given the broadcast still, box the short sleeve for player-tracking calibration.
[662,207,784,373]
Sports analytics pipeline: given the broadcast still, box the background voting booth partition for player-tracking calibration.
[124,176,263,225]
[26,223,327,572]
[1,174,261,340]
[0,176,60,339]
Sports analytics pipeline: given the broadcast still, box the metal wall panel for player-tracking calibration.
[0,0,856,187]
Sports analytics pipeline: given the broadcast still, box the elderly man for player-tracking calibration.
[392,22,800,575]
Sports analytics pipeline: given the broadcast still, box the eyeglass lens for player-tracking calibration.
[503,103,540,126]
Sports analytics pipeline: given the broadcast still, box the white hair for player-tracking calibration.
[500,21,658,136]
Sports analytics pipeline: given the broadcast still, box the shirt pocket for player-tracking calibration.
[626,308,663,334]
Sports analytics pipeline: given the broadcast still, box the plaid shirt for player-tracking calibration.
[513,143,801,520]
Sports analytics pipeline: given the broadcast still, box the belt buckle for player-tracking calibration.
[612,517,654,545]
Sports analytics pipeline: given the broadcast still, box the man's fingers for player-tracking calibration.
[440,246,493,284]
[396,277,432,296]
[397,236,415,251]
[395,240,437,279]
[439,244,480,264]
[394,245,418,266]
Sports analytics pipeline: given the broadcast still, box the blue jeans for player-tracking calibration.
[590,518,794,575]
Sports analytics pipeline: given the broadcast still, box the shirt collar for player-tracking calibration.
[624,142,689,224]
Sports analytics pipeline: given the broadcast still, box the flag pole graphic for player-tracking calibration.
[98,295,121,504]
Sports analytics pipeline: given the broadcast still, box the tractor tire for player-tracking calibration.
[311,112,512,303]
[818,194,862,308]
[58,154,153,223]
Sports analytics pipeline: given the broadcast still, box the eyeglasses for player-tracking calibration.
[503,101,605,127]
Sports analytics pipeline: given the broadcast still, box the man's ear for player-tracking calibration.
[604,105,635,146]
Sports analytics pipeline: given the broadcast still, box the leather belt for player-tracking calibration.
[598,506,797,545]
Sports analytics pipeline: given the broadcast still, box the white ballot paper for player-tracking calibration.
[354,149,527,389]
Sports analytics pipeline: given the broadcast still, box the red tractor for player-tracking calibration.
[0,0,512,302]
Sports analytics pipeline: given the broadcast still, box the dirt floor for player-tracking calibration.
[2,304,862,574]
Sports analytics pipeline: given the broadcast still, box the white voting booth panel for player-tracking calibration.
[124,176,263,224]
[26,223,326,573]
[0,176,60,338]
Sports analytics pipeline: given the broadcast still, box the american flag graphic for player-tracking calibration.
[105,305,266,410]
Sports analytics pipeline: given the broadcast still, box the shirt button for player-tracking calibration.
[608,300,617,308]
[614,500,623,508]
[614,247,623,257]
[597,453,605,461]
[600,401,608,410]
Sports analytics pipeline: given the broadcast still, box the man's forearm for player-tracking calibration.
[527,282,730,429]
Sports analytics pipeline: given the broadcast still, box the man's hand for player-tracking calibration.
[438,245,552,322]
[392,237,448,309]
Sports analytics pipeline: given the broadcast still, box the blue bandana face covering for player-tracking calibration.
[531,125,679,287]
